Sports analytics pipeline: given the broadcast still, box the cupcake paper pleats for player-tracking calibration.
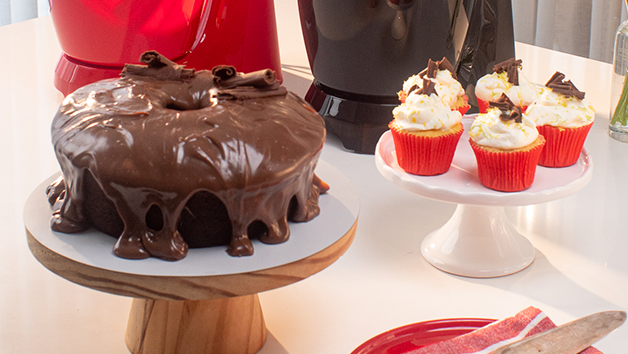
[390,123,463,176]
[469,137,545,192]
[536,123,592,167]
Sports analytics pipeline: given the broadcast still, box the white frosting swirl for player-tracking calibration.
[475,69,542,107]
[469,108,539,149]
[392,93,462,131]
[525,87,595,128]
[402,70,466,108]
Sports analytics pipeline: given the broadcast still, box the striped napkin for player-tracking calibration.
[407,307,602,354]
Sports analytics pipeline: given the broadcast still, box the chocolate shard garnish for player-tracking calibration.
[493,58,522,85]
[545,71,565,86]
[544,71,585,99]
[489,93,522,123]
[418,57,458,80]
[488,93,514,111]
[408,84,420,95]
[437,57,457,80]
[418,59,439,79]
[416,78,438,96]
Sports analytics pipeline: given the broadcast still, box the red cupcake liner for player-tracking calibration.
[390,124,463,176]
[456,104,470,116]
[398,90,407,103]
[477,98,490,113]
[536,123,593,167]
[469,137,545,192]
[454,95,470,115]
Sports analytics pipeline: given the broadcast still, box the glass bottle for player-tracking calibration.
[610,1,628,142]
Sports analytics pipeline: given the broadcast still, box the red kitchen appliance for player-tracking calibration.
[50,0,282,96]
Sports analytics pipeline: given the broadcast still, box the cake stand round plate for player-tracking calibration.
[375,116,592,278]
[24,160,359,354]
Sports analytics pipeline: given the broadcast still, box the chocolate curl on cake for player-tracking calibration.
[418,57,458,80]
[121,51,196,81]
[493,58,522,85]
[212,65,287,100]
[489,93,522,123]
[213,65,276,88]
[544,71,585,100]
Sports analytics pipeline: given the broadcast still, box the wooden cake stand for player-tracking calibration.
[24,161,359,354]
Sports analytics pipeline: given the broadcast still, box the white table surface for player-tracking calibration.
[2,2,628,353]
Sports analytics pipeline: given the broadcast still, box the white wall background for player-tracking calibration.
[513,0,628,63]
[0,0,49,27]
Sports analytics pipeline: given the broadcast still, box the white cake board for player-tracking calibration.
[24,160,359,279]
[375,116,592,278]
[25,160,359,354]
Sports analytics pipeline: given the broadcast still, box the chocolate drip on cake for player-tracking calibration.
[489,93,522,123]
[49,55,327,261]
[493,58,522,85]
[544,71,585,99]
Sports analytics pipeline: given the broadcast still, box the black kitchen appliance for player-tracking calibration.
[298,0,515,153]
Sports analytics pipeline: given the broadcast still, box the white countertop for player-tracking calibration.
[2,1,628,353]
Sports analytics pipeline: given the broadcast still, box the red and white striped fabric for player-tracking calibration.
[407,307,602,354]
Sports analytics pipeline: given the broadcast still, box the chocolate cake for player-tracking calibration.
[47,51,327,261]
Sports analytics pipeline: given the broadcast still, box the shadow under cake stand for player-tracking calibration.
[24,160,359,354]
[375,117,592,278]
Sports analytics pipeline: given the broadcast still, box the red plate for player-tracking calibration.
[351,318,495,354]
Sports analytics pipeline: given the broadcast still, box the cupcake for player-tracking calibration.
[524,72,595,167]
[469,94,545,192]
[398,57,470,115]
[475,58,542,113]
[390,78,463,176]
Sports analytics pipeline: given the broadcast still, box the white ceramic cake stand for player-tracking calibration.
[24,160,359,354]
[375,116,592,278]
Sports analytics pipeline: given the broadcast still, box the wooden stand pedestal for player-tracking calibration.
[24,162,359,354]
[26,219,356,354]
[126,295,266,354]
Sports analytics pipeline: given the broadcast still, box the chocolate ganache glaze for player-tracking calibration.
[48,51,327,261]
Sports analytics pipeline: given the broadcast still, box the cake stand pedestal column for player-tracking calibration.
[24,161,359,354]
[420,204,535,278]
[125,295,266,354]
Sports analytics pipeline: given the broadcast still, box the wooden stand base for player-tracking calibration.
[25,163,358,354]
[126,295,267,354]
